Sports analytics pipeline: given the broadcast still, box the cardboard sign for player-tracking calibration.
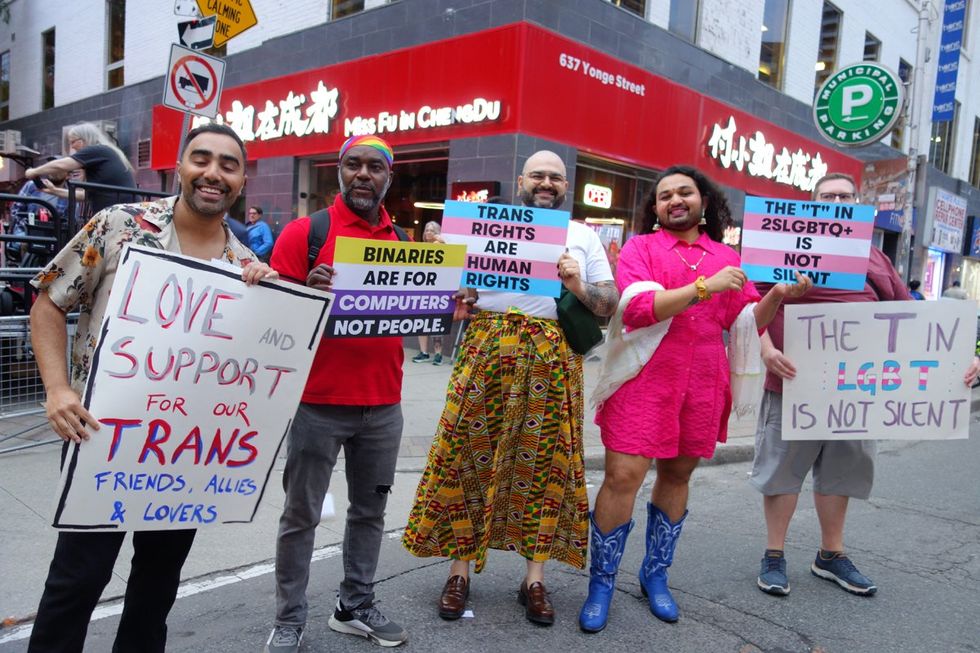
[441,200,569,297]
[782,301,975,441]
[53,246,333,530]
[740,196,875,290]
[327,237,465,338]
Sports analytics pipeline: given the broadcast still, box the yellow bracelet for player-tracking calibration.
[694,275,711,302]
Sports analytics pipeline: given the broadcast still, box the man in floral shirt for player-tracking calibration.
[27,123,277,653]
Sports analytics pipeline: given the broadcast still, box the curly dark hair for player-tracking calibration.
[640,165,733,242]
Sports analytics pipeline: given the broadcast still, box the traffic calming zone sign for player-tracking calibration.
[195,0,258,47]
[162,43,226,118]
[813,62,904,147]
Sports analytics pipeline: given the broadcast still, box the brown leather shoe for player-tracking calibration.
[518,580,555,625]
[438,575,469,620]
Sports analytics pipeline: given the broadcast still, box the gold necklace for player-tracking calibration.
[673,247,707,271]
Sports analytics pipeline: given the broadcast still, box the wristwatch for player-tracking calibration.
[694,275,711,302]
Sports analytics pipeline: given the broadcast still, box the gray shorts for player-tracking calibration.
[749,390,876,499]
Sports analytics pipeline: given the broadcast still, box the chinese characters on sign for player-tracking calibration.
[706,116,828,193]
[191,78,502,145]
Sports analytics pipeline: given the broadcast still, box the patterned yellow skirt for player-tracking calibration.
[402,309,588,572]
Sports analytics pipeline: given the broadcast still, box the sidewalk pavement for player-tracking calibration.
[1,346,978,639]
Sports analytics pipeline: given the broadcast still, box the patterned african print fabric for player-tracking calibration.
[402,309,588,572]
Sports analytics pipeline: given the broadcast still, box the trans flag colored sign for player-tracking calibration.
[739,196,875,290]
[440,200,569,298]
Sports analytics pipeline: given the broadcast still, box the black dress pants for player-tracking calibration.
[27,528,196,653]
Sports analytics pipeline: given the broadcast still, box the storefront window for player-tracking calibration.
[758,0,790,90]
[573,157,656,277]
[307,150,448,240]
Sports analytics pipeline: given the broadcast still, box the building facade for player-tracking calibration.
[1,0,979,298]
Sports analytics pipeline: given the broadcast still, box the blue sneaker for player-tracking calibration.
[757,551,790,596]
[811,551,877,596]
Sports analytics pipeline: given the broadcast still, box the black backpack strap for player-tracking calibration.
[307,208,331,270]
[307,209,410,270]
[392,224,410,242]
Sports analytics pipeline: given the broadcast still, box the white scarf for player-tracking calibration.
[591,281,762,418]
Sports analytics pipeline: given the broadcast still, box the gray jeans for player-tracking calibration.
[274,402,403,626]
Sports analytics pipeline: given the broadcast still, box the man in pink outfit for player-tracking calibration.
[580,165,811,633]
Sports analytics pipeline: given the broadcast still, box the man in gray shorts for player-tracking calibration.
[749,173,979,598]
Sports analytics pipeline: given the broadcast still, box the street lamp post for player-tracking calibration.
[898,0,932,281]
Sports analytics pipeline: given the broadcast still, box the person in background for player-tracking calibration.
[7,158,69,263]
[942,280,968,299]
[225,212,250,243]
[247,205,274,261]
[412,220,446,365]
[24,121,136,219]
[908,279,924,300]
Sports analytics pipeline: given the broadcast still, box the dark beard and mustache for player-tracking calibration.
[518,185,564,209]
[659,208,704,232]
[183,179,234,216]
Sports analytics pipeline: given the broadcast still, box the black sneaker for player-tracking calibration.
[811,551,877,596]
[411,352,430,363]
[328,600,408,647]
[264,625,303,653]
[757,551,790,596]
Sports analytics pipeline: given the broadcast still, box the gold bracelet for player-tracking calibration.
[694,275,711,302]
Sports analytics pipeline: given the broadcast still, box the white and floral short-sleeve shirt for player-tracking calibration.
[31,196,255,394]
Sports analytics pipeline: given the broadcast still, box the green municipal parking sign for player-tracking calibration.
[813,62,904,147]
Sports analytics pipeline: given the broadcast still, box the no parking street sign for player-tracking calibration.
[162,43,225,118]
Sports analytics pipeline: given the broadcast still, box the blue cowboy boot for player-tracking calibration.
[639,502,687,623]
[579,513,634,633]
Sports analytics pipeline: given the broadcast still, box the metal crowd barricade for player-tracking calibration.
[64,180,170,233]
[0,183,169,443]
[0,313,78,419]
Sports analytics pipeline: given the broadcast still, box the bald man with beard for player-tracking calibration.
[403,151,620,626]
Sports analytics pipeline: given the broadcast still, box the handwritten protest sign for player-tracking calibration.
[740,196,875,290]
[53,245,332,530]
[782,301,975,441]
[327,236,465,337]
[441,200,569,297]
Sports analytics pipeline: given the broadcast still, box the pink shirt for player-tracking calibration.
[596,229,761,459]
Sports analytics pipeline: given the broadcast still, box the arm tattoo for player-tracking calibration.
[581,280,620,317]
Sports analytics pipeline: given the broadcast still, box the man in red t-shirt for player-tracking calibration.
[751,173,980,600]
[264,136,407,652]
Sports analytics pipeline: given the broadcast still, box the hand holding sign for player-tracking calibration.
[307,263,336,291]
[704,265,748,294]
[45,383,100,444]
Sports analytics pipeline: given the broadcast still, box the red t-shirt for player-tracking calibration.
[271,195,404,405]
[757,247,912,394]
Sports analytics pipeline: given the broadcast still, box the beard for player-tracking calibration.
[338,175,391,215]
[518,184,564,209]
[659,208,704,233]
[182,179,235,217]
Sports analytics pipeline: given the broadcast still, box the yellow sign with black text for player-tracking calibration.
[195,0,258,47]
